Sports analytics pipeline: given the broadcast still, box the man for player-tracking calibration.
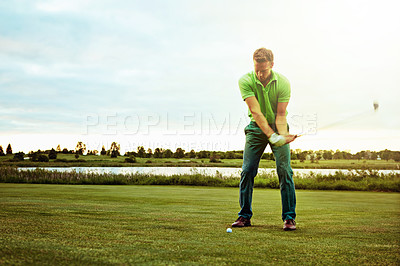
[232,48,297,231]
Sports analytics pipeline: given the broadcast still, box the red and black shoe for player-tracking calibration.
[232,216,251,227]
[283,219,296,231]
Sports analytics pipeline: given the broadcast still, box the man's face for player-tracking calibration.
[254,60,274,84]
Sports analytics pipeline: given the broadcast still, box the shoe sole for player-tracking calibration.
[232,224,251,228]
[283,227,296,231]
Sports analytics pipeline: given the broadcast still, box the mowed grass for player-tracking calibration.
[0,184,399,265]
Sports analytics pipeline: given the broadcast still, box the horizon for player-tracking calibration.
[1,128,399,155]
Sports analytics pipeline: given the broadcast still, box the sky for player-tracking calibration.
[1,0,400,154]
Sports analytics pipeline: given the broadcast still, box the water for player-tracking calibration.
[19,167,399,178]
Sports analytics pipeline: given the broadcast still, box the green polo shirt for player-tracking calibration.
[238,70,291,124]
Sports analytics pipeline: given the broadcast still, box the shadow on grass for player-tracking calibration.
[232,224,288,232]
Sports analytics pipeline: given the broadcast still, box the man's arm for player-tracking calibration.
[245,97,297,144]
[275,101,297,143]
[276,102,289,135]
[244,96,275,137]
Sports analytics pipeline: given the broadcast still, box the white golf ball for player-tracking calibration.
[226,228,232,233]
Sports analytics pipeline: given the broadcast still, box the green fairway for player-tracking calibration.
[0,184,399,265]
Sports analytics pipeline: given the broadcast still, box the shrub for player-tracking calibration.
[124,157,136,163]
[111,150,119,158]
[38,154,49,162]
[225,151,235,159]
[0,167,398,192]
[49,149,57,159]
[235,153,243,159]
[100,146,107,156]
[13,152,25,161]
[209,152,221,163]
[30,153,39,162]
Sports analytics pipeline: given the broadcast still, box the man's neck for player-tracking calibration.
[261,76,271,87]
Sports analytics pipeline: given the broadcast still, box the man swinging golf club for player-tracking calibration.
[232,48,298,231]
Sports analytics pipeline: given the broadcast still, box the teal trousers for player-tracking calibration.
[238,122,296,221]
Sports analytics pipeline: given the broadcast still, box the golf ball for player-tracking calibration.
[226,228,232,233]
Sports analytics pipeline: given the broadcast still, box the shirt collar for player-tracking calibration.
[253,70,277,87]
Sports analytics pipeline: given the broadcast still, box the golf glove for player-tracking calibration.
[269,133,286,147]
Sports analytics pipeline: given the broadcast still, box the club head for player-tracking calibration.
[373,101,379,111]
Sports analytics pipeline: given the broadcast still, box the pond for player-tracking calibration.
[19,167,399,178]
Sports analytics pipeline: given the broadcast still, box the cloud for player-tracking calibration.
[35,0,91,13]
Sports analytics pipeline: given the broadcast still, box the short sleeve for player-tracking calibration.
[277,77,291,102]
[238,74,255,101]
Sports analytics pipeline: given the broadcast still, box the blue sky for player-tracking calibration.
[1,0,400,153]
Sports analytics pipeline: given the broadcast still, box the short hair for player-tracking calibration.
[253,48,274,63]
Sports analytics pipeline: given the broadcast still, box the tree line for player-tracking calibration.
[290,149,400,162]
[1,142,400,162]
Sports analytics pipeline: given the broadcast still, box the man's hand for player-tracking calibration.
[284,134,298,144]
[269,133,298,146]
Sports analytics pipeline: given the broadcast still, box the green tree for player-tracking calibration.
[100,146,107,155]
[38,154,49,162]
[174,148,185,158]
[234,152,243,159]
[137,146,146,158]
[209,152,221,163]
[343,151,353,159]
[75,142,86,155]
[315,151,322,162]
[49,148,57,159]
[147,148,153,158]
[298,151,308,162]
[110,142,120,158]
[290,150,298,160]
[225,151,235,159]
[380,149,391,161]
[310,154,315,163]
[6,144,12,155]
[13,152,24,161]
[30,152,39,162]
[323,150,333,160]
[153,148,163,158]
[262,152,274,160]
[393,151,400,162]
[354,151,365,160]
[0,146,4,156]
[163,149,173,158]
[188,149,196,158]
[197,150,209,159]
[333,150,344,160]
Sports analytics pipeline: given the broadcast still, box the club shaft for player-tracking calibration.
[317,110,373,131]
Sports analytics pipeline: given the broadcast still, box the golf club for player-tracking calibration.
[296,101,379,137]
